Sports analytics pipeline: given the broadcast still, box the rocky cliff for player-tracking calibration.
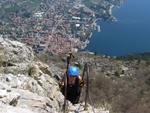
[0,37,65,113]
[0,37,109,113]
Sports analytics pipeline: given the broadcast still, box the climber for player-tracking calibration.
[59,66,84,104]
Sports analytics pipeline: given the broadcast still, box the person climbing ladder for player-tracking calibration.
[59,66,84,104]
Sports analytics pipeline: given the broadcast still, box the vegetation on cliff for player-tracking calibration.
[37,51,150,113]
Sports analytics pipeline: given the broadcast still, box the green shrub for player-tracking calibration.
[114,71,120,77]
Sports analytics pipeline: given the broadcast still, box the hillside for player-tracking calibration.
[0,37,111,113]
[1,38,150,113]
[37,50,150,113]
[117,52,150,61]
[0,37,64,113]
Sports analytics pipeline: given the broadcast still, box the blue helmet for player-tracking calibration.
[67,66,79,76]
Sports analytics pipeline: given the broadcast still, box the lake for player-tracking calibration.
[84,0,150,56]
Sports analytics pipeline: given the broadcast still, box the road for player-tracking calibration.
[43,13,67,54]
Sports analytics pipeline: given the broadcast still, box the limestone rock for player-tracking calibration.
[0,37,34,64]
[0,103,36,113]
[0,37,109,113]
[0,37,64,113]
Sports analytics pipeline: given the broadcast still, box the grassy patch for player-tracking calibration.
[1,2,11,9]
[83,1,92,7]
[91,0,100,4]
[0,0,41,11]
[25,0,41,8]
[5,5,22,12]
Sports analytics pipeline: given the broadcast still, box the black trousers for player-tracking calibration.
[61,87,81,104]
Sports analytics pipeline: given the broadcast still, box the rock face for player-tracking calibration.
[0,37,64,113]
[0,37,109,113]
[0,38,34,64]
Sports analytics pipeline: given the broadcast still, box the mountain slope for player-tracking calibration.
[0,37,64,113]
[1,37,150,113]
[0,37,110,113]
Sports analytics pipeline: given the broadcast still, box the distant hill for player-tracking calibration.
[117,52,150,61]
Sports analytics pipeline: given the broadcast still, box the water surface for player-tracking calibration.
[84,0,150,56]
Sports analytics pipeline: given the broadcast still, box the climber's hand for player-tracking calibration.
[79,80,84,88]
[59,82,64,89]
